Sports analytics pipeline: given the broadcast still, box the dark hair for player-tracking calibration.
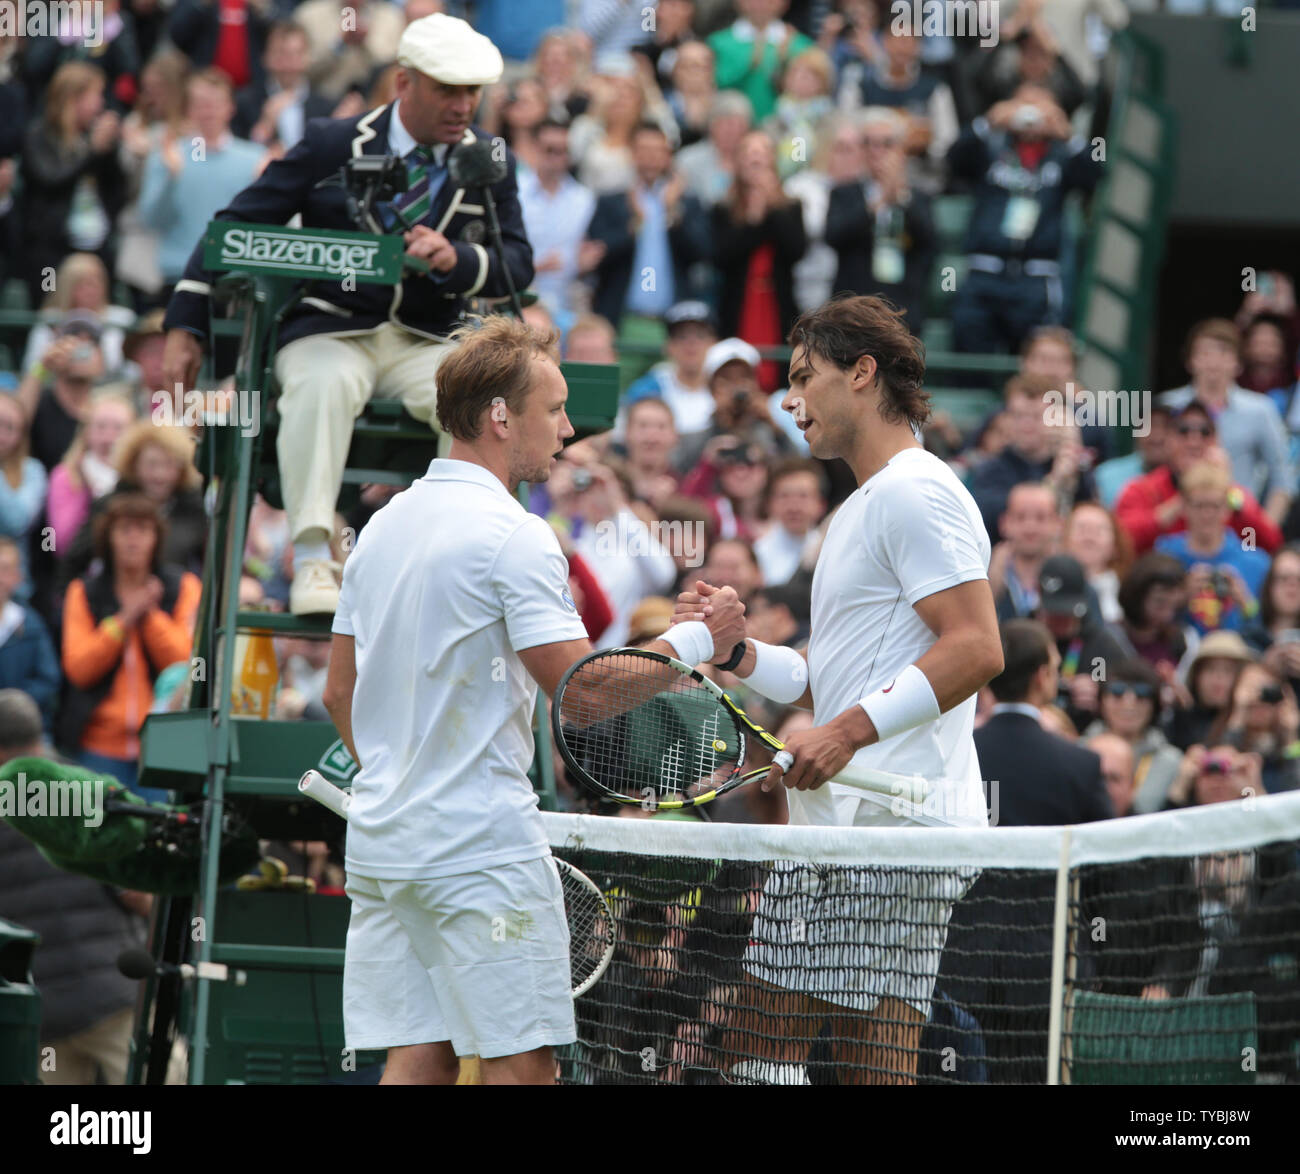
[0,688,43,756]
[788,295,929,430]
[533,117,570,137]
[92,493,168,574]
[266,20,309,48]
[1260,543,1300,630]
[1118,553,1187,629]
[1101,658,1165,730]
[989,619,1054,703]
[753,577,812,627]
[765,457,829,501]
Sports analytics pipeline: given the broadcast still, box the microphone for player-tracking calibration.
[446,138,524,319]
[118,947,247,986]
[447,138,508,189]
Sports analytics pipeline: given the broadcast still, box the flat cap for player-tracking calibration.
[397,13,504,87]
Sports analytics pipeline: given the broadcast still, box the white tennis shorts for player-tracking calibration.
[744,798,978,1015]
[343,856,577,1058]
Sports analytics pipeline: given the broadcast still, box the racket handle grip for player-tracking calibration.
[834,765,932,806]
[772,750,794,773]
[299,769,352,819]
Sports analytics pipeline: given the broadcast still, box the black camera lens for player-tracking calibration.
[1259,685,1284,704]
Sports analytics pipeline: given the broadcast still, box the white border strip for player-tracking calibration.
[542,791,1300,871]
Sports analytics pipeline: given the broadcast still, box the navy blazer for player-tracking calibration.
[974,710,1113,827]
[163,104,534,348]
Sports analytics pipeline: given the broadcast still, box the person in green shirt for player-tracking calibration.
[708,0,814,124]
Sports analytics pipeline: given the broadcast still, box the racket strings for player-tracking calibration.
[557,652,744,804]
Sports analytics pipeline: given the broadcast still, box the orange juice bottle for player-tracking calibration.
[234,630,279,719]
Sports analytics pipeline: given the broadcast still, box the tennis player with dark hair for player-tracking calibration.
[676,294,1004,1084]
[323,315,745,1085]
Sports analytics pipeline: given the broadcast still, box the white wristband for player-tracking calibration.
[859,664,940,743]
[659,620,714,667]
[743,640,808,705]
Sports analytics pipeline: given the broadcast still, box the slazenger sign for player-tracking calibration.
[203,221,404,284]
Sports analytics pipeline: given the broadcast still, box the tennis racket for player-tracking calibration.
[297,770,617,997]
[551,647,934,812]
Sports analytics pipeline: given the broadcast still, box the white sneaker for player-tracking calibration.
[289,559,341,615]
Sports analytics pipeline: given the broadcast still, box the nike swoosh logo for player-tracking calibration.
[882,679,896,693]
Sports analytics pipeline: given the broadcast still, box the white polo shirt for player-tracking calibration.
[332,459,588,879]
[796,447,992,829]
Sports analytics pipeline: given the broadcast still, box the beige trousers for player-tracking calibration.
[273,323,452,542]
[41,1006,188,1085]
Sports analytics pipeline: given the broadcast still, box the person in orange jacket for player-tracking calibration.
[60,492,200,800]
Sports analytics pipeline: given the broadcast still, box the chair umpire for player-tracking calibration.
[159,13,533,615]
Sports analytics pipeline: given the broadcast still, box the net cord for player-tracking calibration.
[541,790,1300,870]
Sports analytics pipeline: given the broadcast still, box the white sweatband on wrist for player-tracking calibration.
[859,664,940,743]
[743,640,808,705]
[659,620,714,667]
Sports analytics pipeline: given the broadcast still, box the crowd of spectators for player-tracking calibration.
[0,0,1298,1087]
[0,0,1296,821]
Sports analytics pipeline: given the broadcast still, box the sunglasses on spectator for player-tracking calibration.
[61,374,94,386]
[862,136,899,148]
[1178,423,1213,437]
[1105,682,1155,700]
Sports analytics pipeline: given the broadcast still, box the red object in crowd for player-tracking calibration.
[736,242,783,393]
[212,0,252,90]
[567,551,614,645]
[113,73,138,109]
[1114,464,1282,554]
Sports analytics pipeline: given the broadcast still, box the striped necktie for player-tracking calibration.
[388,145,441,228]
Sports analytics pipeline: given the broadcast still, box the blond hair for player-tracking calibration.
[40,253,110,313]
[112,421,202,492]
[0,396,31,490]
[1181,460,1232,501]
[59,387,138,493]
[434,317,561,442]
[42,62,105,144]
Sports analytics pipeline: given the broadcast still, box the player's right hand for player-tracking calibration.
[672,579,723,624]
[162,328,203,393]
[700,584,746,661]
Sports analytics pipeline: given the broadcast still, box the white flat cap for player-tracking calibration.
[704,337,762,381]
[397,13,504,86]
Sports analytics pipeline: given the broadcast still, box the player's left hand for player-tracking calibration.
[765,721,860,792]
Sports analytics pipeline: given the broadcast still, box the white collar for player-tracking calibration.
[0,600,23,647]
[733,18,785,44]
[388,102,450,166]
[422,458,514,498]
[991,702,1041,721]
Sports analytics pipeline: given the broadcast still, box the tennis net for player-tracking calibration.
[542,793,1300,1085]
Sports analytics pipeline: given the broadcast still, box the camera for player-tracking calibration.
[1259,685,1284,705]
[1211,570,1231,597]
[571,469,594,493]
[717,445,751,465]
[1011,104,1043,131]
[1202,753,1233,776]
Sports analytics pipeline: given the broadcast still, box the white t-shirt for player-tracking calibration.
[795,447,992,829]
[753,524,817,587]
[332,460,588,879]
